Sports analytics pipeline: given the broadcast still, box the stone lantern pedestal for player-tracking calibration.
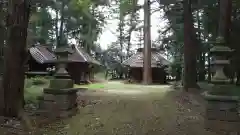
[38,47,79,118]
[204,37,240,134]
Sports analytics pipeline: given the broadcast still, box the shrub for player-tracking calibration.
[31,76,49,85]
[25,76,49,88]
[25,78,33,88]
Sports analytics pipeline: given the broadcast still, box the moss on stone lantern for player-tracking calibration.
[209,36,233,90]
[37,46,79,118]
[53,47,73,79]
[204,36,240,134]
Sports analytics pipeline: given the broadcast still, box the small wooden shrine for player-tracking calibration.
[25,44,101,84]
[67,45,101,84]
[122,48,170,83]
[25,44,56,76]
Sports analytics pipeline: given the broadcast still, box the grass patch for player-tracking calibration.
[42,89,177,135]
[75,83,105,89]
[24,85,45,104]
[41,87,212,135]
[24,77,50,103]
[75,81,170,92]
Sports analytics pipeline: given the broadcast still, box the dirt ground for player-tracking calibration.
[37,81,217,135]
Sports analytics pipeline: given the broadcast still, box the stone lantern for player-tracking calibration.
[54,47,73,79]
[210,37,232,84]
[38,46,79,118]
[204,37,240,134]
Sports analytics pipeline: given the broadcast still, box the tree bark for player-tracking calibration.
[126,8,137,58]
[224,0,232,46]
[118,14,124,79]
[207,52,211,82]
[126,33,131,58]
[58,1,65,47]
[218,0,232,39]
[0,3,5,73]
[183,0,199,91]
[196,5,206,81]
[2,0,30,117]
[0,3,6,115]
[55,9,59,45]
[143,0,152,84]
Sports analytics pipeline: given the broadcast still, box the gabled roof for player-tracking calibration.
[122,48,170,68]
[68,45,101,65]
[29,45,57,64]
[29,45,101,65]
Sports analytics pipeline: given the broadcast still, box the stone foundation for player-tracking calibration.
[38,88,79,118]
[204,92,240,134]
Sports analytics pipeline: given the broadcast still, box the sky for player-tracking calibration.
[97,0,167,50]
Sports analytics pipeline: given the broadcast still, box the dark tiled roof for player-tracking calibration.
[122,48,170,68]
[29,45,57,64]
[29,45,101,65]
[68,45,101,65]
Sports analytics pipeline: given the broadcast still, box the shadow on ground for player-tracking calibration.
[39,82,217,135]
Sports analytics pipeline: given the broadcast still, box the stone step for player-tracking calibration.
[43,93,77,103]
[39,100,77,110]
[43,88,79,95]
[35,108,78,118]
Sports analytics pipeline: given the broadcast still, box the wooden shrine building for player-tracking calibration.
[26,44,101,84]
[25,45,56,76]
[67,45,101,84]
[122,48,170,84]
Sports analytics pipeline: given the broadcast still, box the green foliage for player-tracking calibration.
[26,0,108,56]
[119,0,138,16]
[75,83,105,89]
[25,76,50,88]
[24,77,49,103]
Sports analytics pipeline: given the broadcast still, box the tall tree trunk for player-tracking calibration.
[198,53,205,81]
[139,28,143,48]
[2,0,30,117]
[126,6,137,58]
[55,9,59,46]
[218,0,231,41]
[0,8,5,74]
[126,34,131,58]
[183,0,199,91]
[0,9,4,116]
[216,0,232,82]
[224,0,232,47]
[207,51,211,82]
[143,0,152,84]
[119,14,124,79]
[196,8,205,81]
[58,1,65,47]
[119,17,124,63]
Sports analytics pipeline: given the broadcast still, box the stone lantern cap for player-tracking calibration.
[54,47,74,63]
[210,60,230,65]
[210,37,234,55]
[210,46,233,53]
